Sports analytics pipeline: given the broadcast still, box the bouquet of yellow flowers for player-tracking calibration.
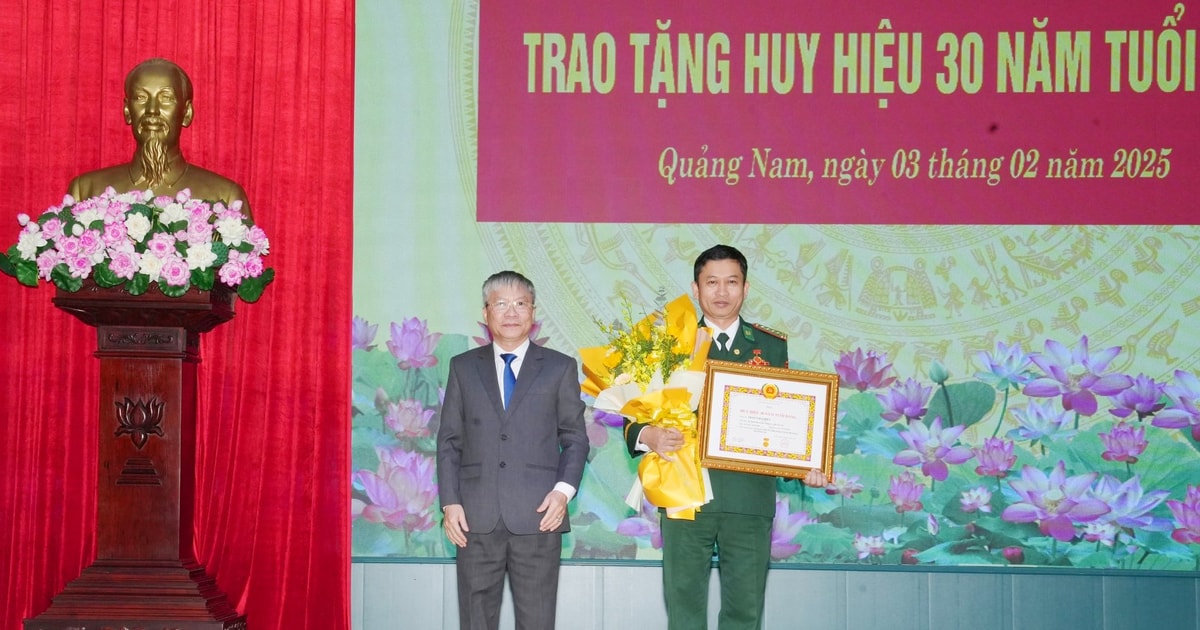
[581,294,712,519]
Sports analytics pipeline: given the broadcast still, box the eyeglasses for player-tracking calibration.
[487,300,533,313]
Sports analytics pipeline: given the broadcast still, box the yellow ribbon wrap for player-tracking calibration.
[621,387,708,520]
[579,293,715,520]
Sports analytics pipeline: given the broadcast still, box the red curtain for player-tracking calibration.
[0,1,353,628]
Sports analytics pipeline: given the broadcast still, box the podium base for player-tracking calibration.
[24,559,245,630]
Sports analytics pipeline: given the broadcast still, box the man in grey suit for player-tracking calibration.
[437,270,589,630]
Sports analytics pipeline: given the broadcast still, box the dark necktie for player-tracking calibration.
[501,353,517,409]
[716,332,730,352]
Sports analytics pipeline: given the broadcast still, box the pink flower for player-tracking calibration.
[877,377,933,423]
[771,499,817,560]
[893,417,974,481]
[825,471,864,499]
[247,225,270,255]
[973,437,1016,478]
[1001,461,1110,542]
[159,255,191,287]
[352,447,439,532]
[384,399,435,438]
[835,348,897,392]
[1023,336,1133,416]
[888,471,925,513]
[352,316,379,351]
[616,498,663,549]
[1098,421,1147,464]
[108,250,140,280]
[388,318,442,369]
[217,254,248,286]
[1153,370,1200,442]
[960,487,993,513]
[41,217,64,241]
[56,235,82,256]
[102,221,129,248]
[853,533,886,560]
[65,254,92,278]
[1167,485,1200,544]
[146,232,177,258]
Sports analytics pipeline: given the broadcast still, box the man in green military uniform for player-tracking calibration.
[624,244,826,630]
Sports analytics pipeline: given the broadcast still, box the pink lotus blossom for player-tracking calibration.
[975,341,1034,390]
[888,471,925,513]
[1009,400,1075,444]
[158,255,190,287]
[1001,461,1110,542]
[835,348,897,392]
[217,255,248,286]
[41,217,64,241]
[1090,474,1170,531]
[65,254,92,278]
[1098,422,1147,464]
[1152,370,1200,441]
[1108,373,1166,420]
[1167,485,1200,544]
[853,533,887,560]
[56,235,82,257]
[893,417,973,481]
[36,250,62,278]
[352,316,379,351]
[877,377,933,423]
[960,487,993,513]
[771,499,817,560]
[973,437,1016,478]
[108,250,140,280]
[1023,336,1133,416]
[146,232,177,258]
[616,498,663,549]
[825,471,864,499]
[384,399,435,438]
[388,318,441,369]
[352,447,439,532]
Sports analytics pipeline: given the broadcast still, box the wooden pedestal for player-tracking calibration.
[26,282,246,630]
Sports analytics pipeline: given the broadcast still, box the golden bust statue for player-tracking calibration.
[68,58,250,214]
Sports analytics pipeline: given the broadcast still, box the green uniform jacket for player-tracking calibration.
[624,318,788,518]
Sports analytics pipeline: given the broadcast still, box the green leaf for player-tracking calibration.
[125,273,150,295]
[0,252,16,278]
[191,267,215,291]
[236,268,274,303]
[158,280,190,298]
[11,259,39,287]
[50,265,82,292]
[927,381,995,429]
[92,264,123,288]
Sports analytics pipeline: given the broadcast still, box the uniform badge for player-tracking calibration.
[746,349,770,366]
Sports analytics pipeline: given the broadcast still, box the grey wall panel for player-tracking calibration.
[351,563,1200,630]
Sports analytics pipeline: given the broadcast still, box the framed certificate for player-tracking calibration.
[696,360,839,479]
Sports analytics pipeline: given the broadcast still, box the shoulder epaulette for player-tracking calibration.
[750,322,788,341]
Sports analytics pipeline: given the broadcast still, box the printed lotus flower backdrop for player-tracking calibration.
[351,315,1200,570]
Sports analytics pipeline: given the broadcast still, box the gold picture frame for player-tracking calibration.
[697,360,839,479]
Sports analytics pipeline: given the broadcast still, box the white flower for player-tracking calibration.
[138,252,164,282]
[215,216,248,246]
[185,242,218,270]
[158,202,189,225]
[125,214,152,242]
[16,227,47,259]
[16,213,29,226]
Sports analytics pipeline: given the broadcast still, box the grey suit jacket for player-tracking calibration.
[436,342,589,535]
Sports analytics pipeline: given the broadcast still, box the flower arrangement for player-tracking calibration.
[580,294,713,519]
[1,187,273,302]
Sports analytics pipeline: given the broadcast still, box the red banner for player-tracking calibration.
[478,1,1198,224]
